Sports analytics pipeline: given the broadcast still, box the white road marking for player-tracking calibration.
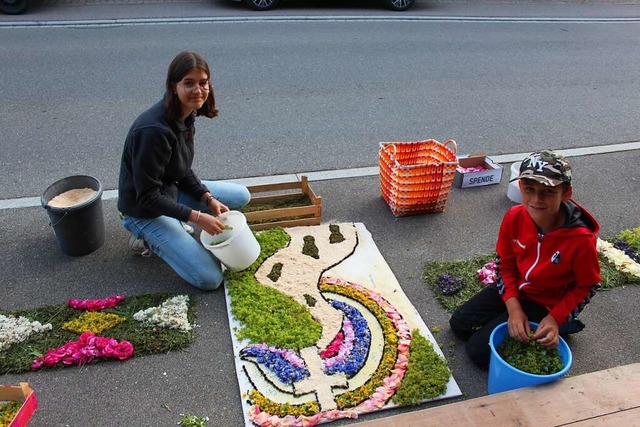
[2,141,639,210]
[3,15,640,29]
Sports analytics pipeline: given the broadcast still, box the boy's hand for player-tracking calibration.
[532,315,560,349]
[505,297,531,342]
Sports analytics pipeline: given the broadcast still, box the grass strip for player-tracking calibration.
[422,254,494,313]
[423,251,636,313]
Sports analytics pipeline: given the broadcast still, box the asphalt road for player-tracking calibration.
[1,2,640,427]
[2,3,640,200]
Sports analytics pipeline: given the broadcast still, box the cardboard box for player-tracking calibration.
[0,383,37,427]
[242,175,322,231]
[453,153,503,188]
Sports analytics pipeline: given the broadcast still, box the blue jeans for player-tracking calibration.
[122,181,251,290]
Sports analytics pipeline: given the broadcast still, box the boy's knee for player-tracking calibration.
[449,311,473,341]
[465,340,490,368]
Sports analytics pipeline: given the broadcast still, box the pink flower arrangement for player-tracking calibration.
[320,331,344,359]
[68,295,125,311]
[250,406,358,427]
[31,332,134,369]
[477,261,498,285]
[321,320,355,372]
[456,165,487,174]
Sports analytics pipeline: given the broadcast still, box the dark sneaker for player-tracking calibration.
[129,235,151,257]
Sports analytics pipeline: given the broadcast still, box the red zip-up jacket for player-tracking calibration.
[496,199,601,325]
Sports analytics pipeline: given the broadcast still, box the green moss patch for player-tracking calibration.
[392,329,451,406]
[422,254,494,312]
[240,194,312,213]
[225,228,322,350]
[302,235,320,259]
[329,224,345,244]
[266,262,283,283]
[616,226,640,252]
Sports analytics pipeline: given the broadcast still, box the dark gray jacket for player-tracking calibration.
[118,99,208,221]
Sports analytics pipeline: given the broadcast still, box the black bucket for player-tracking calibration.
[41,175,105,256]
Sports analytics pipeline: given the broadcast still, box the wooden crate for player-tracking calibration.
[1,383,38,427]
[242,176,322,231]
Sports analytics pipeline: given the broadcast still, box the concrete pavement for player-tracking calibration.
[1,147,639,426]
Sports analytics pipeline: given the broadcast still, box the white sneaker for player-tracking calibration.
[129,235,151,257]
[181,221,195,235]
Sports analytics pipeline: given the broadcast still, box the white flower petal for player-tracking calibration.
[132,295,192,333]
[0,314,52,351]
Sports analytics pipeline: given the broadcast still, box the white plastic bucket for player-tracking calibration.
[507,161,523,204]
[200,211,260,272]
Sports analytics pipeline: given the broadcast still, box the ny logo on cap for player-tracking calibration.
[525,155,548,172]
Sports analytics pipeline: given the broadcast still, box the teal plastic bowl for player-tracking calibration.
[488,322,572,394]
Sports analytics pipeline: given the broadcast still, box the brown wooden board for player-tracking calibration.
[354,363,640,427]
[242,176,322,231]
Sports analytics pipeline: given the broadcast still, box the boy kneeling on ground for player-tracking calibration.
[450,150,601,367]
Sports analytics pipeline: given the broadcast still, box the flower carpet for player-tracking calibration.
[0,293,195,374]
[223,223,461,427]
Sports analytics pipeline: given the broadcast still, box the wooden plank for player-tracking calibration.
[308,186,322,206]
[0,385,27,402]
[568,406,640,426]
[249,217,321,231]
[246,181,303,193]
[354,363,640,427]
[244,205,320,222]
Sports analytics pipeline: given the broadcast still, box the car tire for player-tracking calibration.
[382,0,414,11]
[0,0,29,14]
[243,0,279,11]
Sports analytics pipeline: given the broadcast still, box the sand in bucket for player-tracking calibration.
[48,188,98,208]
[200,211,260,272]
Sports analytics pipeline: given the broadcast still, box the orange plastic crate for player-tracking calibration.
[379,139,458,216]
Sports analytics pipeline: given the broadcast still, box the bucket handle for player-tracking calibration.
[380,143,397,159]
[444,139,458,155]
[49,211,68,228]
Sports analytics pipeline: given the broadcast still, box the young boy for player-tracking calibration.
[449,150,601,367]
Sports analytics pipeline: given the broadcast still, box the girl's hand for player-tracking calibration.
[198,212,227,235]
[201,193,230,217]
[207,198,229,217]
[532,315,560,349]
